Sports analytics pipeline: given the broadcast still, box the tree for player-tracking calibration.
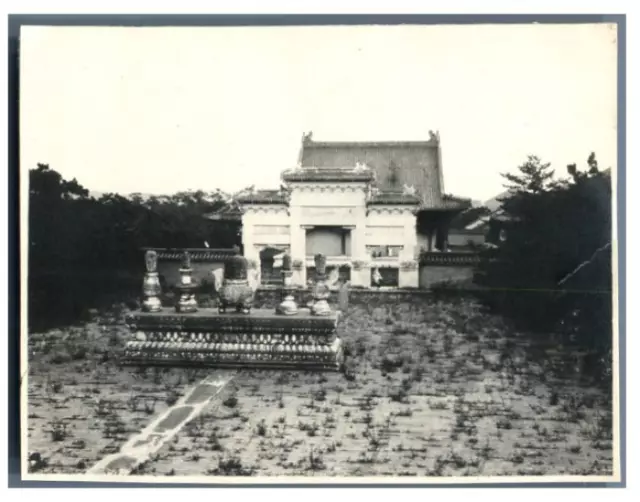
[141,189,239,248]
[475,153,612,369]
[29,163,89,201]
[502,155,557,194]
[28,162,249,330]
[28,164,242,329]
[29,164,92,269]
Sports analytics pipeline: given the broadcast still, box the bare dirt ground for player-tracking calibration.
[26,299,614,478]
[25,306,214,475]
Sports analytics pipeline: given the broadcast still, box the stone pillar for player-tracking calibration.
[363,264,372,288]
[240,221,261,287]
[241,218,255,260]
[246,245,261,288]
[349,202,370,288]
[402,211,419,261]
[399,210,419,288]
[291,224,309,287]
[352,207,368,261]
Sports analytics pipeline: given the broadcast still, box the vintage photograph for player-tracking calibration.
[18,20,620,483]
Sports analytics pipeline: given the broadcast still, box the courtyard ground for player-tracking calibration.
[25,297,614,479]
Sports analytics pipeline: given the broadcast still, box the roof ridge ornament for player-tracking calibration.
[402,184,417,196]
[303,131,314,144]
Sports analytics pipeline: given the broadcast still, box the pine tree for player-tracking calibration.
[502,155,556,194]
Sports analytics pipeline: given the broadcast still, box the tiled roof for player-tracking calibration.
[491,212,513,222]
[435,195,473,210]
[144,248,237,262]
[298,131,444,208]
[464,209,514,230]
[235,190,289,205]
[203,202,243,221]
[282,167,375,183]
[368,191,421,205]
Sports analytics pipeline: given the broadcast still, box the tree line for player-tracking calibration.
[28,163,240,329]
[474,153,613,379]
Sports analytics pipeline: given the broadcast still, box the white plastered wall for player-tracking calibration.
[365,206,418,288]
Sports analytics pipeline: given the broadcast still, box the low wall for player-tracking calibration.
[419,265,475,288]
[419,251,480,267]
[149,248,480,303]
[145,248,234,289]
[418,251,479,289]
[448,232,486,247]
[158,261,225,289]
[253,286,436,310]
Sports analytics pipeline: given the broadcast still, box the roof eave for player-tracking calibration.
[282,174,374,183]
[236,199,288,205]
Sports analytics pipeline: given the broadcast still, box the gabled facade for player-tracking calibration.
[230,132,469,288]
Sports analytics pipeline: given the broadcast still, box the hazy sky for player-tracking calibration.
[20,23,617,202]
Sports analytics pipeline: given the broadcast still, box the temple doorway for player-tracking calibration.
[259,246,287,285]
[305,226,351,257]
[371,266,399,287]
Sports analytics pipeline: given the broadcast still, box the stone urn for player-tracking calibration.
[142,250,162,312]
[276,253,298,315]
[175,251,198,313]
[218,246,255,314]
[311,253,331,316]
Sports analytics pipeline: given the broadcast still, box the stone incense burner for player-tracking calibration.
[217,246,255,314]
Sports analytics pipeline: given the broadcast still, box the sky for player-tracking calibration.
[20,23,618,202]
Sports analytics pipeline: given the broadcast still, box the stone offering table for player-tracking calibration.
[121,308,344,371]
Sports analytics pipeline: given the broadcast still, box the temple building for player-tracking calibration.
[208,131,471,288]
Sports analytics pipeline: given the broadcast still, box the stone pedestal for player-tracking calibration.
[176,267,198,313]
[142,250,162,312]
[276,268,298,315]
[142,272,163,312]
[121,309,344,371]
[311,254,332,316]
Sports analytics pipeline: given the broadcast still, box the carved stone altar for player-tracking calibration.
[121,250,344,371]
[121,309,344,371]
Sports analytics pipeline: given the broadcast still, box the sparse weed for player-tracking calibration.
[165,390,180,407]
[49,419,68,442]
[223,395,238,408]
[256,419,267,437]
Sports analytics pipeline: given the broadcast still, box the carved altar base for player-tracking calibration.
[121,308,344,371]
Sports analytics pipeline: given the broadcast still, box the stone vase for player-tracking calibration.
[142,272,162,312]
